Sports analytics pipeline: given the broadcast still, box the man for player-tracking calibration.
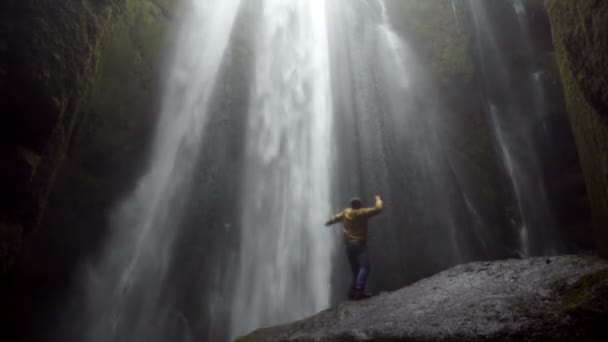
[325,195,383,300]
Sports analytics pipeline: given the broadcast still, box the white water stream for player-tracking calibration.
[228,0,336,338]
[80,1,571,341]
[85,1,242,341]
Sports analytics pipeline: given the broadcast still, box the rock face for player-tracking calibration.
[241,256,608,341]
[0,0,125,273]
[0,1,178,340]
[545,0,608,257]
[0,0,177,272]
[33,0,176,282]
[0,0,176,273]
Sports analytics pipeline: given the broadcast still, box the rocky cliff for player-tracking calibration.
[545,0,608,257]
[0,0,122,272]
[0,1,178,340]
[240,256,608,341]
[0,0,177,272]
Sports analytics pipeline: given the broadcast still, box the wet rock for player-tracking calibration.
[0,1,177,339]
[0,0,178,274]
[241,256,608,341]
[545,0,608,118]
[0,0,126,273]
[545,0,608,257]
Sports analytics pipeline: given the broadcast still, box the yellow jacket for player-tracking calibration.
[325,197,383,241]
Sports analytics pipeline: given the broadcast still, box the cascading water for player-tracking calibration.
[327,0,480,287]
[378,0,468,263]
[84,1,242,341]
[451,0,460,29]
[228,0,335,337]
[468,0,560,257]
[378,0,412,91]
[73,1,590,341]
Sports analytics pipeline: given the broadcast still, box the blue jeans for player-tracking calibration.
[345,240,370,290]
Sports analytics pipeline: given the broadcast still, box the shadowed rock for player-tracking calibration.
[240,255,608,341]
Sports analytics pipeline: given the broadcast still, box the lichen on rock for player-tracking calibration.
[553,269,608,315]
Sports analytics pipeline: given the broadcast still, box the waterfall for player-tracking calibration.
[450,0,460,31]
[378,0,412,91]
[488,103,531,257]
[468,0,559,256]
[84,1,243,341]
[74,1,582,341]
[229,0,335,337]
[512,0,527,27]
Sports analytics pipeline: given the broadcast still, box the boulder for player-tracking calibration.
[240,256,608,341]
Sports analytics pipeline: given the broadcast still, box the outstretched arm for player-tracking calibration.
[359,196,383,217]
[325,211,345,226]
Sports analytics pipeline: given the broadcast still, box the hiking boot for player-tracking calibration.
[351,288,372,300]
[347,288,357,300]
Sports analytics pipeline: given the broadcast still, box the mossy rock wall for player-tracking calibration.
[545,0,608,257]
[0,0,126,273]
[386,0,474,87]
[35,0,178,277]
[384,0,582,257]
[1,1,178,339]
[386,0,503,212]
[0,0,178,273]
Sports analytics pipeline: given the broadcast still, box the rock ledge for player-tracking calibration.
[241,256,608,341]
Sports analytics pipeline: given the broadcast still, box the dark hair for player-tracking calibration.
[350,197,362,209]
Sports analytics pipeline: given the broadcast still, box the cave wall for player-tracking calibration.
[0,0,177,274]
[37,0,178,271]
[0,1,178,339]
[545,0,608,257]
[0,0,142,274]
[379,0,589,264]
[392,0,517,249]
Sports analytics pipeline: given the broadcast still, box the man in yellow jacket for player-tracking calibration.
[325,195,384,300]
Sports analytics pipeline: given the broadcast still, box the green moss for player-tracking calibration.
[555,270,608,315]
[85,0,171,155]
[388,0,474,86]
[546,0,608,257]
[544,0,608,115]
[0,0,176,272]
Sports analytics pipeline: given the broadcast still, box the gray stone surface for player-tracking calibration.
[242,255,608,341]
